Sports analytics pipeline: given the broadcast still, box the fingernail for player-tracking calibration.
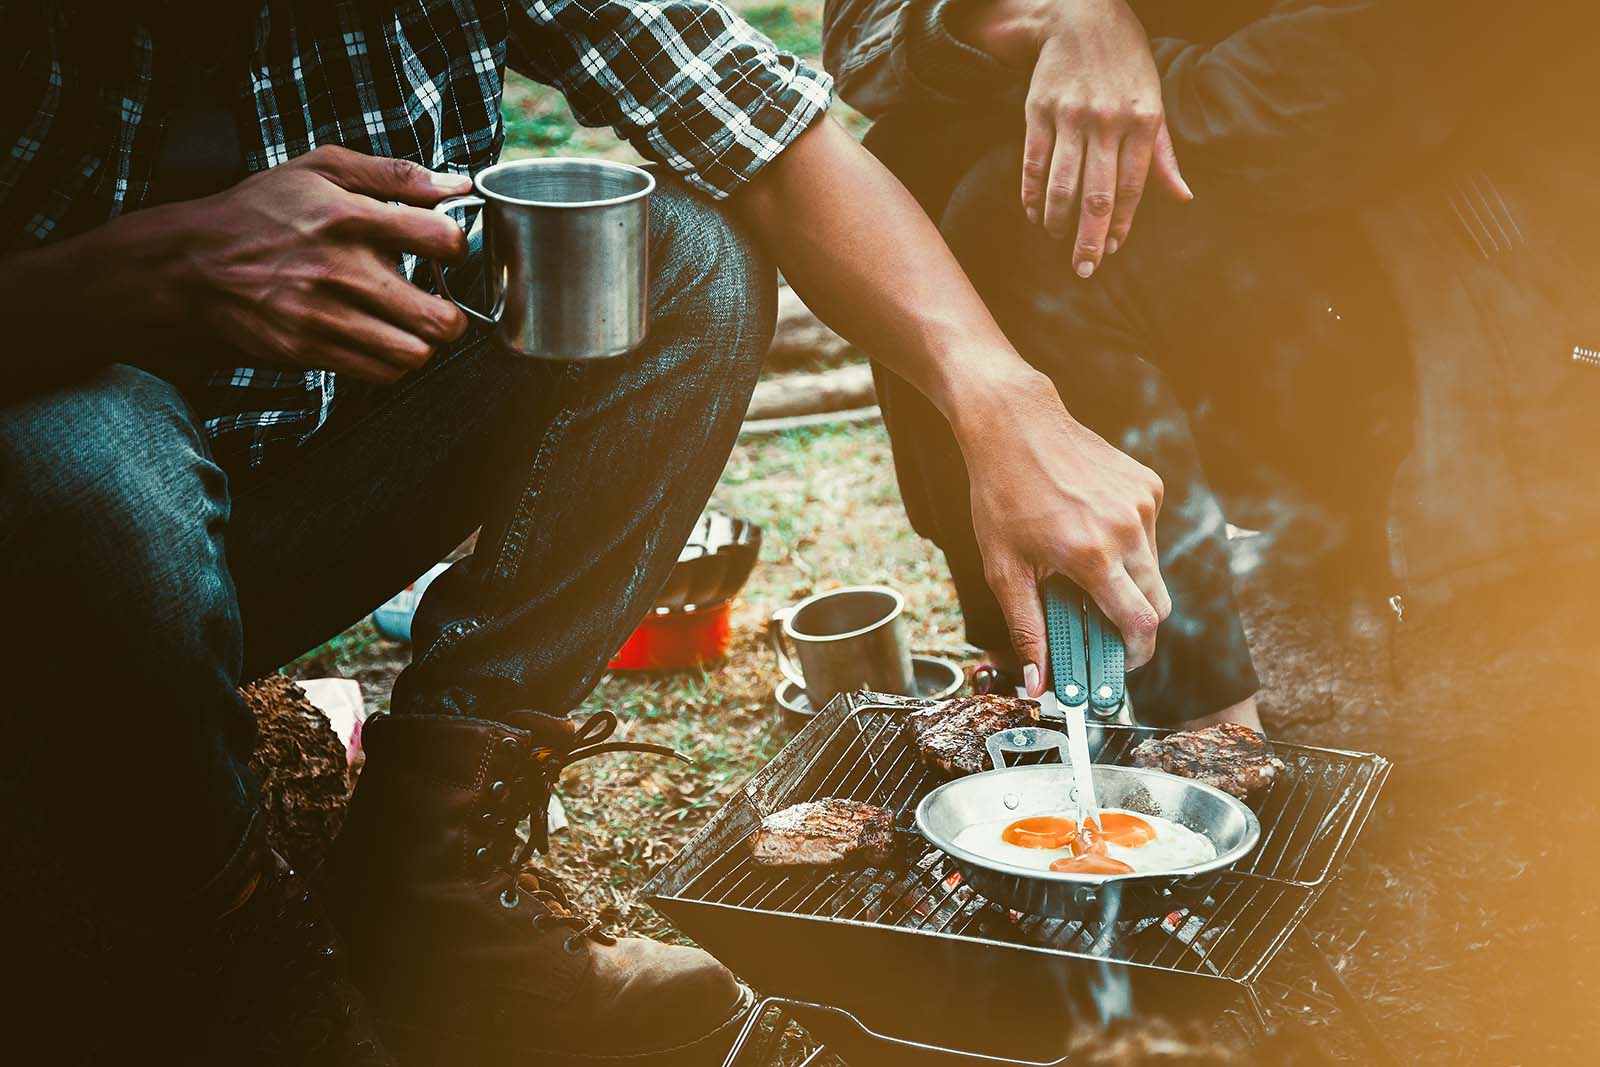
[1180,179,1195,201]
[1076,260,1095,279]
[1025,207,1039,225]
[1106,237,1120,255]
[432,170,471,190]
[1023,663,1041,696]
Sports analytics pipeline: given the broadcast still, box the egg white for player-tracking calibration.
[951,807,1216,876]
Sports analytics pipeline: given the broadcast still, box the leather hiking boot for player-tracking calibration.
[322,710,753,1067]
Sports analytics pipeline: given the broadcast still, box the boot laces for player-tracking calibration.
[491,711,688,950]
[511,865,615,950]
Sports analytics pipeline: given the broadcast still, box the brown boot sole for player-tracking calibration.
[376,983,755,1067]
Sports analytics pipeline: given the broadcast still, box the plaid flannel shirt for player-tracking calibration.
[0,0,831,469]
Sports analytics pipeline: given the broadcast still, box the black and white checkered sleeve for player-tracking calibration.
[508,0,834,199]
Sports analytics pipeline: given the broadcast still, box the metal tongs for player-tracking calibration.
[1041,576,1126,719]
[966,582,1124,835]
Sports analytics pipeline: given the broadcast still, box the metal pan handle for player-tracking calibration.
[984,725,1070,772]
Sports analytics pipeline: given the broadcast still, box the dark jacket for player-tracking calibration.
[823,0,1600,609]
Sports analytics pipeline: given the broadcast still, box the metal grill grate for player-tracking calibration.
[646,692,1390,1061]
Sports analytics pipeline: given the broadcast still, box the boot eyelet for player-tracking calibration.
[474,846,491,866]
[562,936,583,955]
[500,888,520,909]
[532,914,555,932]
[497,736,521,758]
[489,780,509,801]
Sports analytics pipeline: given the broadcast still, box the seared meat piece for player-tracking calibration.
[909,695,1041,777]
[748,798,896,867]
[1131,723,1288,798]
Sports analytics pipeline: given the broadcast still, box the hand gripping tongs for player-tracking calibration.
[1041,576,1126,720]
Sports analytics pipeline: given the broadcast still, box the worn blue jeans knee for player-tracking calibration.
[0,180,774,894]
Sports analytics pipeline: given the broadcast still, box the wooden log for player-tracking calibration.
[767,286,853,370]
[745,364,877,421]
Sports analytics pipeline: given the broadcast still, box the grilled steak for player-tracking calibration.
[1131,723,1287,798]
[909,695,1041,777]
[748,798,896,867]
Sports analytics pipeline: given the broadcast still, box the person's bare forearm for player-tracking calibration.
[0,148,470,397]
[728,116,1047,425]
[0,203,199,390]
[730,116,1171,692]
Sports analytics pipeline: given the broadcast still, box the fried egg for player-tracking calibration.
[952,807,1216,876]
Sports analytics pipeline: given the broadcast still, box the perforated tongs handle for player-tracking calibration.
[984,725,1071,772]
[1042,577,1126,718]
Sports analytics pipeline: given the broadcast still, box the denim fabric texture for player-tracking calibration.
[0,178,774,895]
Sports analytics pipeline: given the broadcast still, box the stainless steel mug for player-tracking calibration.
[431,157,655,360]
[767,586,915,709]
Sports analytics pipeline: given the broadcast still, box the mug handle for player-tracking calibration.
[767,607,806,688]
[431,194,499,326]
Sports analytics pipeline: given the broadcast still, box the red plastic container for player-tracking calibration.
[609,601,733,671]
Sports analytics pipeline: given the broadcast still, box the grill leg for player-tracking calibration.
[723,997,835,1067]
[723,997,786,1067]
[1294,931,1399,1067]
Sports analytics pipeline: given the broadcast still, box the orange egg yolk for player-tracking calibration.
[1000,816,1077,850]
[1084,812,1157,848]
[1000,812,1156,852]
[1050,853,1135,875]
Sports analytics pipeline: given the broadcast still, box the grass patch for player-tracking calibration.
[502,110,575,152]
[740,3,823,55]
[291,618,385,676]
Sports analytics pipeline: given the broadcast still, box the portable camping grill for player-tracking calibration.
[644,691,1392,1065]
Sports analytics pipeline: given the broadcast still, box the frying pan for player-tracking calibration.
[914,728,1261,919]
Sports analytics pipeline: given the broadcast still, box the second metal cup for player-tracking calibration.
[768,586,916,710]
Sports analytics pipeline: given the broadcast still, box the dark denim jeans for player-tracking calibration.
[0,179,773,898]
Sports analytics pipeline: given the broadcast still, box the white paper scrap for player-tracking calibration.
[297,677,367,767]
